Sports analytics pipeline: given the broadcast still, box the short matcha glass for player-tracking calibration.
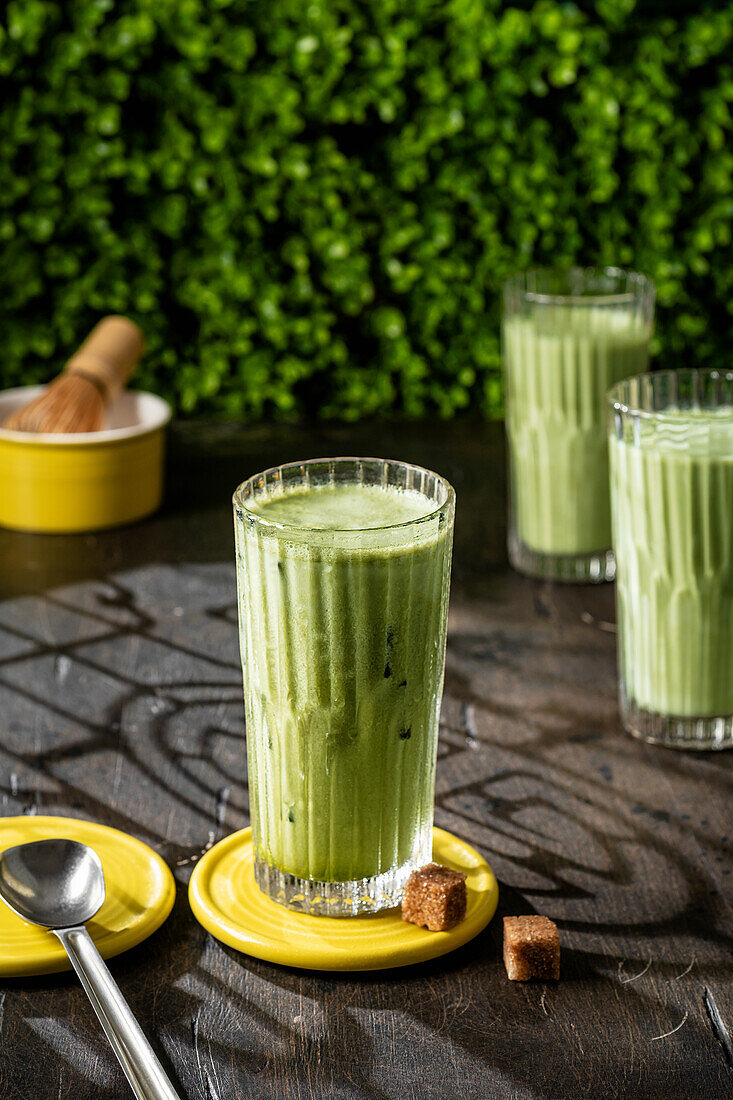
[233,458,455,915]
[609,370,733,750]
[503,267,655,582]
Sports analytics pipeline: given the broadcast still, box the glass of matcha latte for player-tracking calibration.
[503,268,655,582]
[609,370,733,750]
[233,458,455,914]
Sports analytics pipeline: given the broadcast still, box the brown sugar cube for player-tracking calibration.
[401,863,467,932]
[503,915,560,981]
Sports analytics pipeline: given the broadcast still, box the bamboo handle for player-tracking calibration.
[64,316,145,403]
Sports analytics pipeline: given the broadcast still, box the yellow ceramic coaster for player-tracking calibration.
[0,816,176,977]
[189,826,498,971]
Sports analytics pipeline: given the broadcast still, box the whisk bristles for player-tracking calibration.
[3,373,108,434]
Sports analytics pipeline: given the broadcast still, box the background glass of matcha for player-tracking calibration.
[503,267,655,582]
[609,370,733,751]
[233,458,455,915]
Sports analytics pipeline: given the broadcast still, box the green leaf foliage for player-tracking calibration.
[0,0,731,419]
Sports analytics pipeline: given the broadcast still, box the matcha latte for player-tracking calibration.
[609,371,733,750]
[503,268,655,582]
[233,459,455,914]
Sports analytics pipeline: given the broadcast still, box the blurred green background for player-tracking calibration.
[1,0,731,420]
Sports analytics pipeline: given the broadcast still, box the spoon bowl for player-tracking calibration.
[0,838,105,928]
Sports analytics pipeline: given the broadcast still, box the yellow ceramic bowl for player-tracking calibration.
[0,386,171,533]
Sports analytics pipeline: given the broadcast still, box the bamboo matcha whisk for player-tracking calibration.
[3,316,145,434]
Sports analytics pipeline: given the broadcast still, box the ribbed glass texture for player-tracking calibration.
[609,370,733,750]
[503,267,655,582]
[233,458,455,913]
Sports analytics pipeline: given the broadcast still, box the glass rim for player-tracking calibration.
[504,265,654,306]
[607,368,733,422]
[232,456,456,535]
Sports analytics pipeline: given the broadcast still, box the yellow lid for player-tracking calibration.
[0,816,176,977]
[189,826,498,971]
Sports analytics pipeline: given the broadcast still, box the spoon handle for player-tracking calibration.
[54,926,181,1100]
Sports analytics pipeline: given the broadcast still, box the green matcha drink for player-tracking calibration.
[233,458,455,914]
[609,370,733,750]
[503,268,655,582]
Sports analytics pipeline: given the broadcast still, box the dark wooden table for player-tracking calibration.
[0,421,731,1100]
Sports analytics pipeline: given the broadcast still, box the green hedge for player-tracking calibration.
[1,0,732,419]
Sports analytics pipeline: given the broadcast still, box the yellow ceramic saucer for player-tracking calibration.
[0,816,176,977]
[189,826,498,971]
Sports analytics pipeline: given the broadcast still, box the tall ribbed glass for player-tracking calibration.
[503,268,655,582]
[609,370,733,750]
[233,458,455,914]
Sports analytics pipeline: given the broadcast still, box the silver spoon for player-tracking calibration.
[0,838,181,1100]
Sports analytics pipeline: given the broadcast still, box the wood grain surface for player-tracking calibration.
[0,421,730,1100]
